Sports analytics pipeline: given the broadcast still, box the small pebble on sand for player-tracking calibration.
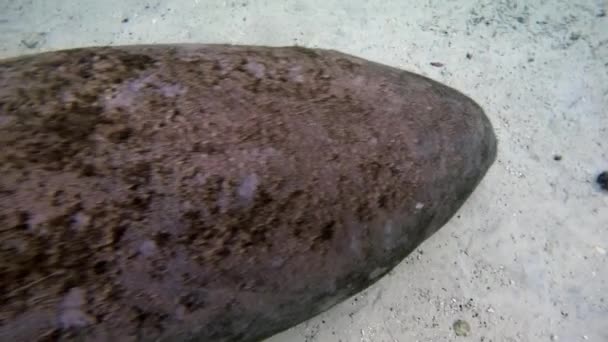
[597,171,608,190]
[453,319,471,337]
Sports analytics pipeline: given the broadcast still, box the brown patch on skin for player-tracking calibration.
[0,49,155,173]
[0,44,496,341]
[0,48,159,339]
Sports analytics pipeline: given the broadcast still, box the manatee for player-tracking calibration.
[0,44,496,341]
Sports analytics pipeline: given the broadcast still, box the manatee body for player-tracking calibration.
[0,44,496,341]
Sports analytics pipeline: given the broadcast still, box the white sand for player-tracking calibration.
[1,0,606,341]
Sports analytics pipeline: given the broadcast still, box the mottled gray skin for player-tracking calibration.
[0,44,496,341]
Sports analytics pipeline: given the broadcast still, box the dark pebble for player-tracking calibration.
[597,171,608,191]
[553,155,562,161]
[430,62,444,67]
[122,18,129,23]
[466,53,472,59]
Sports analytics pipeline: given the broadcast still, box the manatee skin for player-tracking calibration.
[0,44,496,341]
